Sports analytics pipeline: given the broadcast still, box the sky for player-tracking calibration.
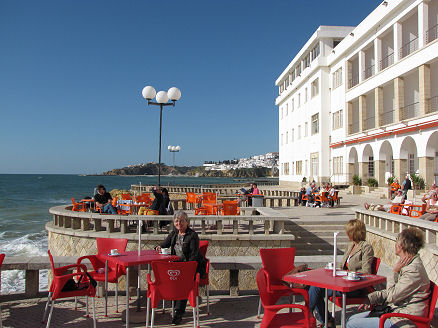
[0,0,382,174]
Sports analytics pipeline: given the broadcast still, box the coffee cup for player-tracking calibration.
[160,248,170,255]
[348,271,358,279]
[326,262,334,269]
[110,249,118,255]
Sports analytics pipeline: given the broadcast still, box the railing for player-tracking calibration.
[428,95,438,114]
[379,52,394,70]
[399,37,419,59]
[348,121,359,134]
[400,101,420,120]
[348,74,359,89]
[380,109,394,126]
[426,24,438,44]
[364,116,375,130]
[363,65,375,80]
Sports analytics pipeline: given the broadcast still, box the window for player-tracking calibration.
[291,70,296,82]
[333,156,343,174]
[311,78,319,97]
[409,154,415,173]
[368,156,374,177]
[296,65,301,76]
[311,113,319,135]
[292,99,295,111]
[304,88,308,103]
[291,128,294,142]
[311,43,320,60]
[296,161,302,175]
[280,84,284,94]
[286,131,288,144]
[304,54,310,68]
[284,162,290,175]
[332,109,343,130]
[291,162,295,175]
[304,122,308,137]
[298,93,301,107]
[298,125,301,139]
[311,154,319,177]
[284,77,289,90]
[332,67,342,89]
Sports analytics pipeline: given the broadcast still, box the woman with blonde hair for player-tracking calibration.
[309,219,374,327]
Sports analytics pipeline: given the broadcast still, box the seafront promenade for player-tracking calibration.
[1,192,437,327]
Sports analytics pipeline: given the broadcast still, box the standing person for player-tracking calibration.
[93,184,117,214]
[418,191,438,221]
[155,211,207,325]
[346,228,430,328]
[308,219,374,327]
[252,183,260,195]
[390,179,401,197]
[402,176,412,200]
[150,186,165,214]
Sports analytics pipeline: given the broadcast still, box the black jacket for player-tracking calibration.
[160,227,207,278]
[150,190,166,215]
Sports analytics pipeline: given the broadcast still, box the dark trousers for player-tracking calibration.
[173,299,187,315]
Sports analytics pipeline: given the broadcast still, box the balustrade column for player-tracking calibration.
[419,64,430,115]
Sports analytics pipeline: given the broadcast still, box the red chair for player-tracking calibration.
[146,261,200,328]
[199,240,211,314]
[121,193,132,200]
[0,253,4,328]
[43,250,96,328]
[76,238,128,315]
[410,203,427,218]
[71,198,86,212]
[220,200,240,215]
[257,269,315,328]
[330,257,381,313]
[186,192,197,210]
[258,247,297,318]
[379,281,438,328]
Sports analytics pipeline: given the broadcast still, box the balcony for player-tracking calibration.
[348,74,359,89]
[400,101,420,120]
[363,65,375,80]
[428,95,438,114]
[380,109,395,126]
[364,116,375,130]
[399,37,419,59]
[349,121,359,134]
[426,24,438,44]
[379,52,394,70]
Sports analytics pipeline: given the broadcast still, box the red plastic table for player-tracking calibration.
[101,250,179,327]
[283,268,386,328]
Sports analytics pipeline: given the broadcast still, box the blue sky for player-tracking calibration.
[0,0,381,174]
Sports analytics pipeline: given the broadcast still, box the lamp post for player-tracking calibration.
[142,86,181,186]
[168,145,181,185]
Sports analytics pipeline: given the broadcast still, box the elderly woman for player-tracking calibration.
[155,210,207,325]
[419,190,438,221]
[347,227,430,328]
[309,219,374,328]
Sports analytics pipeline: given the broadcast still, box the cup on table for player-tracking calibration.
[326,262,334,270]
[110,249,118,255]
[160,248,170,255]
[347,271,359,279]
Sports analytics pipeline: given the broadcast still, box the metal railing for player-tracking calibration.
[380,109,394,126]
[363,65,375,80]
[348,74,359,89]
[400,101,420,120]
[364,116,375,130]
[428,95,438,114]
[426,24,438,44]
[399,37,418,59]
[379,52,394,70]
[349,121,359,134]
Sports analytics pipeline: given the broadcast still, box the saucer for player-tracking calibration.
[108,253,120,257]
[343,276,361,281]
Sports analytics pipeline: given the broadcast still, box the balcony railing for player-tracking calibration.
[348,74,359,89]
[400,102,420,120]
[363,65,375,80]
[379,52,394,70]
[380,109,395,126]
[364,116,375,130]
[428,95,438,114]
[426,24,438,44]
[399,37,419,59]
[349,121,359,134]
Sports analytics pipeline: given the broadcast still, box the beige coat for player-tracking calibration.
[368,254,430,328]
[341,240,374,273]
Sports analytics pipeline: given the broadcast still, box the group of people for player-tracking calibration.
[310,219,430,328]
[298,182,337,207]
[390,176,412,199]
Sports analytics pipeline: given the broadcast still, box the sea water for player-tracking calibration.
[0,174,274,294]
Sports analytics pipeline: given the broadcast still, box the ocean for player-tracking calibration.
[0,174,274,294]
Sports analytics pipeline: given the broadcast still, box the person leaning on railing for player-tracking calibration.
[308,219,375,328]
[346,227,430,328]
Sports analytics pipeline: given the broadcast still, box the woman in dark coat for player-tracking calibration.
[155,210,206,325]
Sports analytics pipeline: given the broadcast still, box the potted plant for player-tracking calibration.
[351,175,362,194]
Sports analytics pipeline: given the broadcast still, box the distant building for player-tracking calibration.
[276,0,438,188]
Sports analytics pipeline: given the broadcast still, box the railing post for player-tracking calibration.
[233,220,238,235]
[82,218,90,231]
[120,220,128,234]
[217,220,223,235]
[249,220,254,235]
[25,269,39,297]
[94,219,102,231]
[107,219,115,233]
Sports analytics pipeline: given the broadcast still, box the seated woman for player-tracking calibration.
[347,227,430,328]
[155,210,207,325]
[419,191,438,221]
[364,189,404,212]
[309,219,374,328]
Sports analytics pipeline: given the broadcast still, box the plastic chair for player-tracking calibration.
[202,192,217,204]
[220,200,240,215]
[71,198,86,212]
[43,250,96,328]
[146,261,200,328]
[330,257,381,313]
[121,193,132,200]
[379,281,438,328]
[256,269,315,328]
[258,247,297,318]
[186,192,198,209]
[0,253,4,328]
[76,238,128,315]
[136,193,152,206]
[410,203,427,218]
[199,240,211,315]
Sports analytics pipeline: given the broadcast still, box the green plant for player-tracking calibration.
[387,176,394,185]
[410,172,425,190]
[367,178,378,187]
[352,175,362,186]
[302,177,307,183]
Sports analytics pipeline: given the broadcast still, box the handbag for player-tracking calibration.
[368,304,393,317]
[61,271,97,292]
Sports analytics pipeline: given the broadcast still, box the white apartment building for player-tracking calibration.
[276,0,438,188]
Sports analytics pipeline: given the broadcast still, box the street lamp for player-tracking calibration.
[168,145,181,169]
[142,86,181,186]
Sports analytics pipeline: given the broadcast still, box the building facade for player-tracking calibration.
[276,0,438,188]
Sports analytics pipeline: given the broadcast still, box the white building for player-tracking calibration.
[276,0,438,188]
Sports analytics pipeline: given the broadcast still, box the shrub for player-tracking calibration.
[352,175,362,186]
[387,176,394,185]
[367,178,378,187]
[302,177,307,183]
[410,172,425,190]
